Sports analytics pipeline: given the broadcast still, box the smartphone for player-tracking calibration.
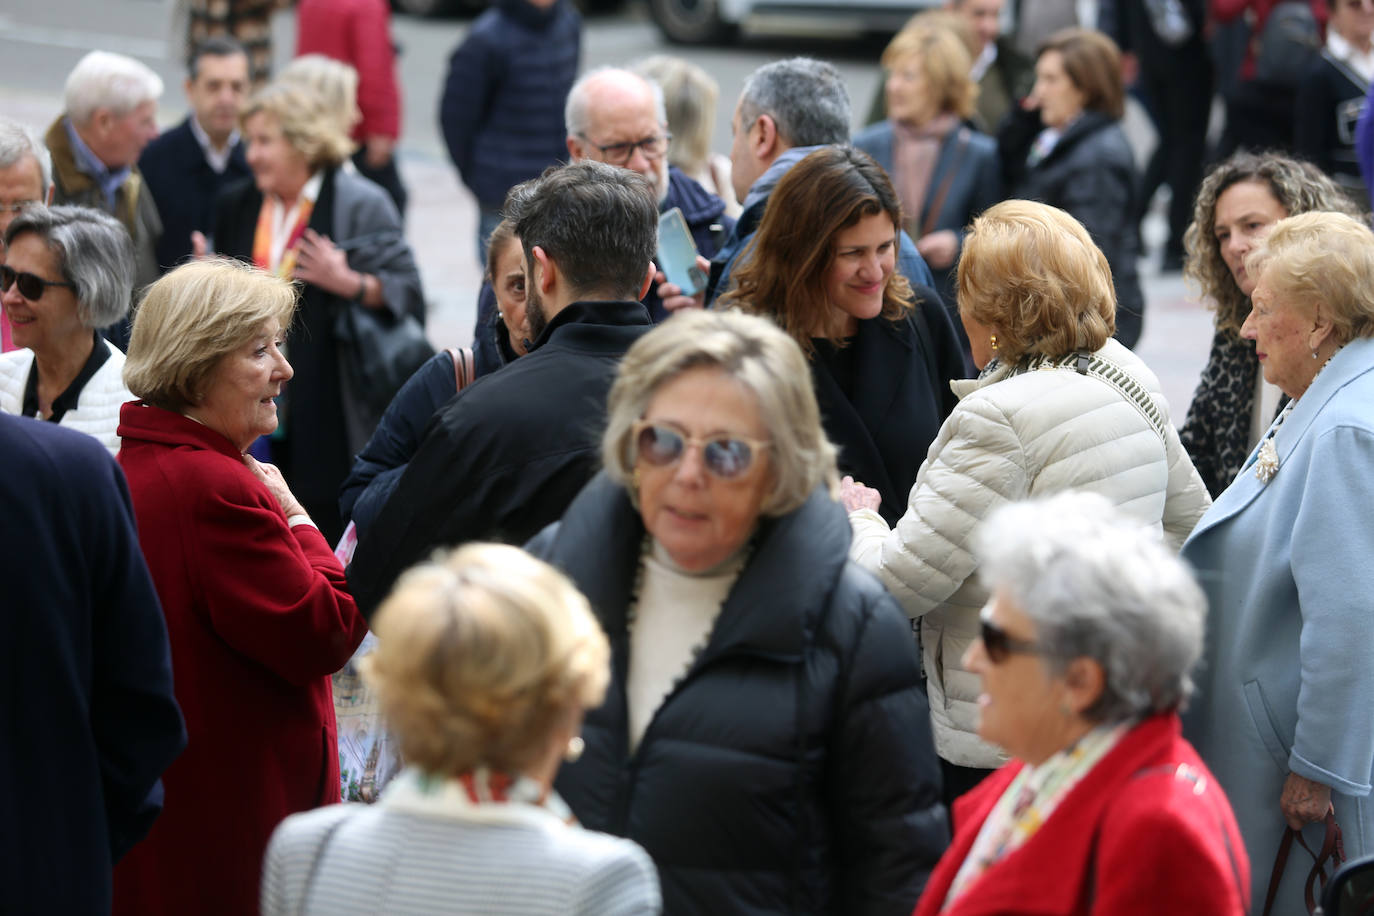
[657,207,708,298]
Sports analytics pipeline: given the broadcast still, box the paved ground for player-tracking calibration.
[0,0,1214,417]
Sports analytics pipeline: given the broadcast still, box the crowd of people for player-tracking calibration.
[5,0,1374,913]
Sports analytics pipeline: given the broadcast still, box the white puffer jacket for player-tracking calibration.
[0,341,132,456]
[849,339,1210,767]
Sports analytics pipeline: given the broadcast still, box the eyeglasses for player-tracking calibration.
[0,200,41,215]
[579,132,672,167]
[0,264,75,300]
[632,421,770,480]
[979,609,1043,664]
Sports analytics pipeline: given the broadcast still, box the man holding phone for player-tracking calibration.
[565,67,733,320]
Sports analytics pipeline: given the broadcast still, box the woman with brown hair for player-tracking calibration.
[1000,27,1145,348]
[720,145,967,525]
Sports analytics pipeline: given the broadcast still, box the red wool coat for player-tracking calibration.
[914,714,1251,916]
[112,403,368,916]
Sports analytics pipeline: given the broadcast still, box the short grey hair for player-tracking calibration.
[738,57,850,149]
[565,67,668,138]
[973,491,1207,724]
[4,205,134,329]
[602,309,840,517]
[64,50,164,125]
[0,119,52,198]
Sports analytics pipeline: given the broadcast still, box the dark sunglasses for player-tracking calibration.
[980,610,1043,664]
[632,421,770,480]
[0,265,75,301]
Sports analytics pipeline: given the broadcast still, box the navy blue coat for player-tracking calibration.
[139,117,250,271]
[529,474,949,916]
[0,414,185,914]
[439,0,581,207]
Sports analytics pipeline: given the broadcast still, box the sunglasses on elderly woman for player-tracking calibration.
[0,265,75,301]
[980,609,1043,664]
[632,421,770,480]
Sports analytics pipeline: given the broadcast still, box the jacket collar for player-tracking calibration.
[117,400,245,460]
[665,165,726,225]
[549,473,851,663]
[740,143,829,213]
[1035,110,1115,167]
[1187,335,1374,538]
[928,714,1183,915]
[498,0,565,28]
[45,115,144,229]
[526,300,652,353]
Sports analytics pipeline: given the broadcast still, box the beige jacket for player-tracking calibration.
[849,339,1210,767]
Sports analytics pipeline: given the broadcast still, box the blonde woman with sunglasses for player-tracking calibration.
[527,308,948,916]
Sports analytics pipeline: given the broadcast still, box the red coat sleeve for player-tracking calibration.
[1091,771,1251,915]
[189,473,368,686]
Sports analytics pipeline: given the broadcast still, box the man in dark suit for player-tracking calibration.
[139,37,251,271]
[0,413,186,915]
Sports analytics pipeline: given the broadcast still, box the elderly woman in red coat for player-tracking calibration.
[914,491,1249,916]
[111,258,368,916]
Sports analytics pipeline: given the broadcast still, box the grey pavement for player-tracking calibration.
[0,0,1213,416]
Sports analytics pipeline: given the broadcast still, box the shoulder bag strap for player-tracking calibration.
[919,128,972,240]
[1028,351,1168,446]
[445,346,476,391]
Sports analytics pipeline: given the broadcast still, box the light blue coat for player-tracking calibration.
[1182,336,1374,913]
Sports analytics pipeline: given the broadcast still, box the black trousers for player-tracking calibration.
[352,148,408,221]
[1138,46,1214,258]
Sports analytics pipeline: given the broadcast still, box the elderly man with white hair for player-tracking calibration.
[0,118,55,352]
[565,66,733,320]
[44,49,163,344]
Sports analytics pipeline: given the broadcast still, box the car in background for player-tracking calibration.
[648,0,934,43]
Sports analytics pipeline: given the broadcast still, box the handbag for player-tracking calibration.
[334,302,435,455]
[1262,811,1347,916]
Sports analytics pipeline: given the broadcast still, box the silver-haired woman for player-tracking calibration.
[916,491,1250,916]
[263,543,661,916]
[528,309,948,916]
[0,204,134,454]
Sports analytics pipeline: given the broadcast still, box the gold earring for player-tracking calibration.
[632,467,641,490]
[565,736,585,763]
[990,334,999,351]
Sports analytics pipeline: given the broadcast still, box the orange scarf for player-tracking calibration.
[251,194,315,278]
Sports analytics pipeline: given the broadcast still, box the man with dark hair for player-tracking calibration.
[347,161,657,617]
[706,56,935,305]
[138,37,250,271]
[1,413,185,914]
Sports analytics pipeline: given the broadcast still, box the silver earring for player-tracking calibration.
[1313,349,1319,359]
[565,736,585,763]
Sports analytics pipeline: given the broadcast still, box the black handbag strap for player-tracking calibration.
[1262,811,1346,916]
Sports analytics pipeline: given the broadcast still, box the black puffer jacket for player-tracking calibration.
[1003,109,1146,349]
[528,474,949,916]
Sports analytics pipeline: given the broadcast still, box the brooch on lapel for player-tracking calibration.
[1254,439,1279,483]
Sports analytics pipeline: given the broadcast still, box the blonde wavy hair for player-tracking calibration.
[240,81,354,169]
[362,543,610,777]
[1182,152,1358,337]
[1245,211,1374,345]
[881,14,980,121]
[958,199,1116,363]
[123,258,297,411]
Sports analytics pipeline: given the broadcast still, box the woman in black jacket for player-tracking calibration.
[719,146,967,526]
[528,309,948,916]
[1000,27,1146,348]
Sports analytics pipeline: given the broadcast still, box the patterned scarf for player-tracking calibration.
[251,193,315,278]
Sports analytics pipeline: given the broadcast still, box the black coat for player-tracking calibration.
[347,300,653,618]
[0,415,185,915]
[528,473,949,916]
[1003,109,1146,348]
[813,293,965,526]
[138,117,251,271]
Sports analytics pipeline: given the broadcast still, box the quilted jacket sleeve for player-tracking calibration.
[829,571,950,914]
[1160,421,1212,550]
[849,394,1029,618]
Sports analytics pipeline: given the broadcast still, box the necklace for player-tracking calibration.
[1253,346,1343,483]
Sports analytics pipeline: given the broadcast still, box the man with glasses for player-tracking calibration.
[565,67,734,321]
[0,119,54,352]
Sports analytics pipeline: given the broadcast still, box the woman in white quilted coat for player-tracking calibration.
[842,200,1211,805]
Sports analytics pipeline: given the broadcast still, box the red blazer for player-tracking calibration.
[914,714,1250,916]
[111,403,368,916]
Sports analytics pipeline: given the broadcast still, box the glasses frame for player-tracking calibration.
[578,131,673,166]
[979,608,1043,664]
[0,200,41,215]
[0,264,76,301]
[630,419,771,480]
